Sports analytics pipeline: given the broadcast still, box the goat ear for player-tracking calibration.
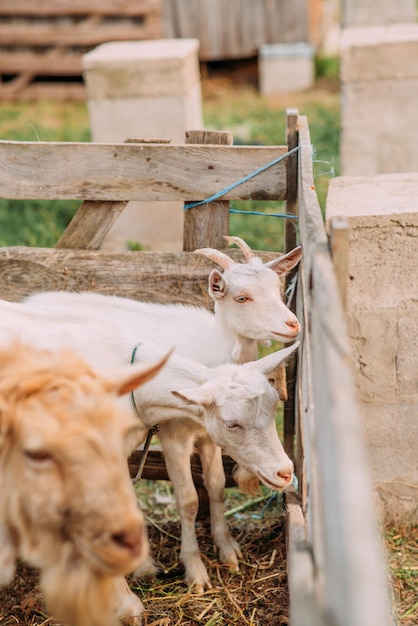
[265,245,302,275]
[112,350,172,396]
[254,342,300,375]
[208,269,227,300]
[171,388,214,409]
[0,523,17,585]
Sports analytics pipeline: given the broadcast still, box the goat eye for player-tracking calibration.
[24,449,53,463]
[224,421,242,430]
[234,295,248,303]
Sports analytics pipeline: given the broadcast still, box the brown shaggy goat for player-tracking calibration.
[0,342,169,626]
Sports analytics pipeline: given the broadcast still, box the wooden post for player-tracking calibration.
[183,130,233,514]
[183,130,233,251]
[285,108,299,255]
[328,217,350,311]
[283,108,299,461]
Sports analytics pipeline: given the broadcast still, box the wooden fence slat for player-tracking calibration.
[55,201,129,250]
[297,116,328,269]
[283,108,299,459]
[0,23,162,47]
[0,142,288,202]
[183,130,232,252]
[0,0,162,16]
[328,217,350,312]
[286,488,324,626]
[0,248,279,304]
[128,446,237,488]
[0,51,83,75]
[0,82,86,102]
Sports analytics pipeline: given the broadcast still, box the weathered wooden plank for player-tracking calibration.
[285,488,324,626]
[167,0,310,60]
[183,130,232,252]
[283,108,300,460]
[55,200,129,250]
[0,0,162,16]
[0,51,83,75]
[265,0,309,44]
[0,22,162,46]
[55,141,173,249]
[0,247,279,304]
[328,217,350,312]
[0,82,86,102]
[294,265,309,514]
[128,447,237,488]
[297,115,328,272]
[0,142,288,202]
[310,246,392,626]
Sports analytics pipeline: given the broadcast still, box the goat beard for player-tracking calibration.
[233,466,261,496]
[40,542,118,626]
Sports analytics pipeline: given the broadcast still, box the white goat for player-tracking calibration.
[0,340,170,626]
[23,236,302,591]
[0,298,297,610]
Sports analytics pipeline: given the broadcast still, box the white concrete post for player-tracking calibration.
[326,174,418,522]
[343,0,416,27]
[82,39,203,251]
[340,24,418,176]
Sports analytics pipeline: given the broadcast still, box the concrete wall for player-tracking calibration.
[343,0,416,27]
[326,174,418,522]
[340,23,418,177]
[83,39,203,251]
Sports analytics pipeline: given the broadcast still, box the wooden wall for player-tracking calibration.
[164,0,310,60]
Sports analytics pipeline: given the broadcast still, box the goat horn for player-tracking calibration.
[194,247,236,270]
[223,236,255,261]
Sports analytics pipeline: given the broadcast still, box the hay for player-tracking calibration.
[0,488,290,626]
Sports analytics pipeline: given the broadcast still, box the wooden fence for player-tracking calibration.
[0,0,164,100]
[0,111,391,625]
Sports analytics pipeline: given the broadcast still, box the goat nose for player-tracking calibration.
[286,319,300,333]
[111,525,143,556]
[277,471,293,484]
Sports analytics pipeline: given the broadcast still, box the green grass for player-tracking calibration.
[0,75,340,250]
[0,101,90,247]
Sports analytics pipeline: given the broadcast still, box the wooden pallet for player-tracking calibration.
[0,0,163,101]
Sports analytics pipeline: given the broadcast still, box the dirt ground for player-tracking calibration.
[0,497,289,626]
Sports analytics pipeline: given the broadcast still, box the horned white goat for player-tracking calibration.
[0,297,297,606]
[23,236,302,591]
[0,340,170,626]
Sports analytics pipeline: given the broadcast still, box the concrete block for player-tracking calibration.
[340,24,418,175]
[82,39,203,251]
[326,173,418,520]
[327,174,418,309]
[341,24,418,82]
[258,42,315,95]
[343,0,416,27]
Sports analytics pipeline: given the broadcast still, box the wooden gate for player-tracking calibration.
[0,111,391,625]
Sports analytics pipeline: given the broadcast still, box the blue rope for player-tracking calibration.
[183,145,301,212]
[229,209,297,219]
